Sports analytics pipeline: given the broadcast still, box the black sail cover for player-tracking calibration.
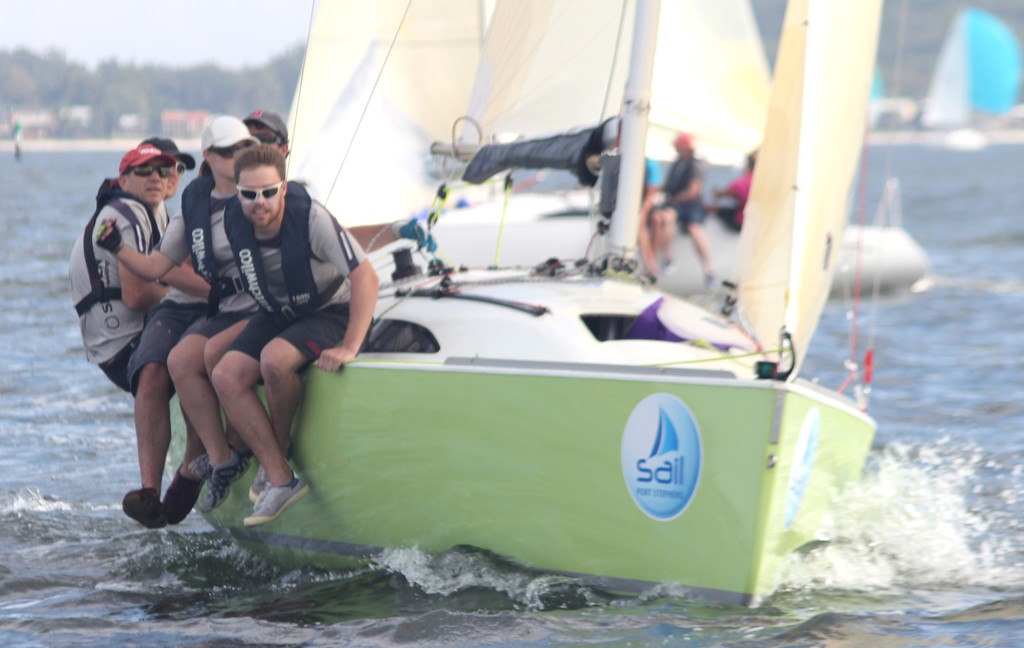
[461,120,612,187]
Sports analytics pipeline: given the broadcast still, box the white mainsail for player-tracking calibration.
[461,0,770,164]
[733,0,882,374]
[286,0,492,227]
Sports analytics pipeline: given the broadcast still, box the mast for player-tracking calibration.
[607,0,661,261]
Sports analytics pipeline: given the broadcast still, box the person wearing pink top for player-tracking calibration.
[710,151,756,231]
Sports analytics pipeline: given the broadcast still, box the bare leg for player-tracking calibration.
[655,208,677,266]
[686,222,714,276]
[204,321,251,452]
[260,339,307,459]
[168,334,233,466]
[213,350,293,488]
[133,362,172,491]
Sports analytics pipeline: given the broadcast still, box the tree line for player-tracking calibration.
[0,46,304,138]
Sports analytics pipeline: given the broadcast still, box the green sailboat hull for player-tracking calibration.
[190,361,873,605]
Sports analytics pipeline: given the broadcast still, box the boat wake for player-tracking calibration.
[774,438,1021,599]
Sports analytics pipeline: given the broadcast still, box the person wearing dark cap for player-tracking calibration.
[140,137,196,201]
[70,144,210,529]
[243,110,289,154]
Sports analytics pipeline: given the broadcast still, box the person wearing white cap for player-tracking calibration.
[96,116,263,521]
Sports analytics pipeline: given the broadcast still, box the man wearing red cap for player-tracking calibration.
[651,133,716,288]
[70,144,209,529]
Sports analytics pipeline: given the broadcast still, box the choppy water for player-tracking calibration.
[1,144,1023,646]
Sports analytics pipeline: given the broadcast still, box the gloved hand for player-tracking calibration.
[393,217,437,252]
[95,218,124,253]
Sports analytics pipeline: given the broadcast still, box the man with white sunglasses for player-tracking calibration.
[206,143,378,526]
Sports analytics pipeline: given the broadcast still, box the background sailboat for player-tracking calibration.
[921,6,1023,149]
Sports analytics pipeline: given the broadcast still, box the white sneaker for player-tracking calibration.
[248,464,268,503]
[243,477,309,527]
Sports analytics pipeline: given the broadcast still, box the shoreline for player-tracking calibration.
[3,130,1024,154]
[0,138,202,153]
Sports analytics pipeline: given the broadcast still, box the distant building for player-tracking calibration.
[10,109,56,138]
[161,110,210,139]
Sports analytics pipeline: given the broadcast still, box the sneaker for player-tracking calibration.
[197,450,250,513]
[123,487,167,529]
[244,477,309,527]
[248,464,268,504]
[163,468,203,525]
[188,454,212,482]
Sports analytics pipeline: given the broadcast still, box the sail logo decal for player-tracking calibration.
[784,408,820,530]
[621,394,702,521]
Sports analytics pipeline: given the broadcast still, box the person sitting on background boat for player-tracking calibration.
[210,143,378,526]
[97,117,265,517]
[706,150,756,232]
[71,144,209,529]
[650,133,716,289]
[637,157,674,277]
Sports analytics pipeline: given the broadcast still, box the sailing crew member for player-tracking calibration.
[72,144,208,529]
[211,143,378,526]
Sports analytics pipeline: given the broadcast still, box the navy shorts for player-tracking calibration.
[182,309,253,341]
[99,334,140,393]
[126,300,207,395]
[670,201,706,227]
[228,303,352,363]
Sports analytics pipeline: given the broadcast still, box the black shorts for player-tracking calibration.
[126,301,207,396]
[228,304,352,363]
[182,309,253,341]
[99,334,140,393]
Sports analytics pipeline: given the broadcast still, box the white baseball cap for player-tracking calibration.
[201,115,258,151]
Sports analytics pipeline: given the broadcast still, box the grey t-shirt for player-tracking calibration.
[158,191,256,315]
[253,201,367,309]
[69,198,167,364]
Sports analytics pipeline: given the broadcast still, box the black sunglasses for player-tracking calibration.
[208,141,254,158]
[237,181,284,201]
[130,165,173,178]
[175,162,187,174]
[251,131,282,145]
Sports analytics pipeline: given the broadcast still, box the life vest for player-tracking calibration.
[223,181,321,323]
[180,175,238,315]
[73,179,162,316]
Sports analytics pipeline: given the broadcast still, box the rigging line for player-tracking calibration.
[880,0,910,185]
[600,1,631,126]
[286,0,319,181]
[320,0,414,210]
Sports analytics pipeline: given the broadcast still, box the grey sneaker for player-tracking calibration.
[244,477,309,526]
[188,454,212,482]
[197,450,250,513]
[248,464,268,503]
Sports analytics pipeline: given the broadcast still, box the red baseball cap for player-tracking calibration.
[673,132,694,149]
[119,145,176,175]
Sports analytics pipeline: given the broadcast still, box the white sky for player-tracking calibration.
[0,0,314,70]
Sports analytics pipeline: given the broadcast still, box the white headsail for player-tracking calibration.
[287,0,491,227]
[460,0,770,165]
[733,0,882,375]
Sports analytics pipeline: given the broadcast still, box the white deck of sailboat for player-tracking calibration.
[363,262,761,378]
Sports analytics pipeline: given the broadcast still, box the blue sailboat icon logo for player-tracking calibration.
[621,394,702,521]
[649,408,679,459]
